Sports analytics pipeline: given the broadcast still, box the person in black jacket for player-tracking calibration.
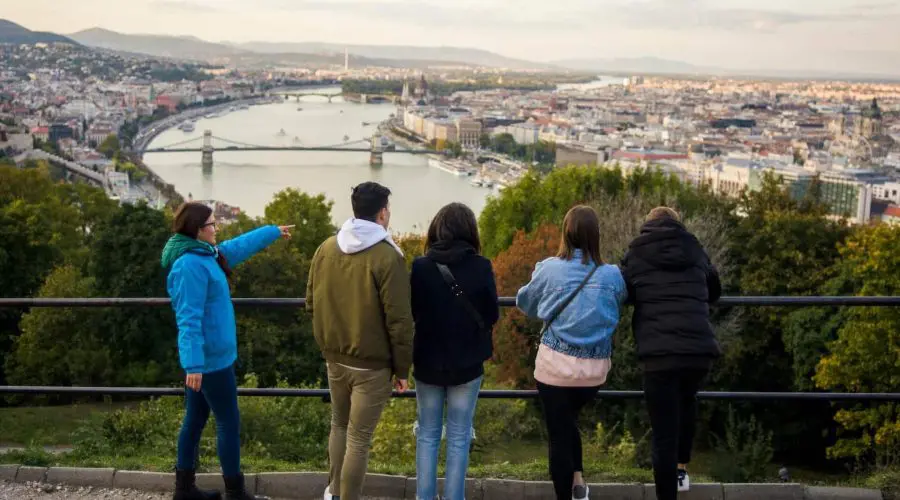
[410,202,499,500]
[620,207,721,500]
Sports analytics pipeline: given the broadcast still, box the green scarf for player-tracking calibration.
[161,233,216,269]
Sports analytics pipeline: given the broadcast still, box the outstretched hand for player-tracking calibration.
[279,225,294,240]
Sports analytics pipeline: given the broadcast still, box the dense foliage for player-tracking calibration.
[0,160,897,483]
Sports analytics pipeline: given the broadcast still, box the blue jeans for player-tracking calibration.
[415,376,482,500]
[176,364,241,476]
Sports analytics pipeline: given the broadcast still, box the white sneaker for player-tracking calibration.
[677,469,690,492]
[324,486,339,499]
[572,484,589,500]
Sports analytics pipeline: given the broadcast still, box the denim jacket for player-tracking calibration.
[516,251,627,359]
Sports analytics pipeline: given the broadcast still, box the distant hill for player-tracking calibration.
[0,19,78,45]
[231,41,551,70]
[69,28,246,61]
[553,56,717,75]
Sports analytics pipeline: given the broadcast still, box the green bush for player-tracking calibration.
[866,468,900,500]
[709,407,774,483]
[71,374,331,466]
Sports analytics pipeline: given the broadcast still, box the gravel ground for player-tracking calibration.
[0,481,171,499]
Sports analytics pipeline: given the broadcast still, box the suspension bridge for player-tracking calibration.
[140,130,437,168]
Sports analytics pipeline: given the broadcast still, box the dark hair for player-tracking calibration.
[351,182,391,222]
[426,202,481,253]
[172,202,232,277]
[557,205,603,265]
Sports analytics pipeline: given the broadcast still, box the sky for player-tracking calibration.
[4,0,900,75]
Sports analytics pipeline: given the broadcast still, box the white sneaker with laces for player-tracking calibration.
[677,469,690,492]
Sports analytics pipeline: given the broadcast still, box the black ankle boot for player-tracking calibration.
[173,469,221,500]
[223,473,269,500]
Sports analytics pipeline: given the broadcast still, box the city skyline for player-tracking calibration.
[5,0,900,77]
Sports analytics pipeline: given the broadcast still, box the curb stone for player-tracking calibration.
[196,472,258,493]
[588,482,643,500]
[46,467,115,488]
[482,479,525,498]
[112,470,174,492]
[645,483,725,500]
[362,473,407,499]
[0,465,887,500]
[14,466,47,483]
[403,477,482,500]
[256,472,328,499]
[724,483,805,500]
[805,486,884,500]
[0,465,19,482]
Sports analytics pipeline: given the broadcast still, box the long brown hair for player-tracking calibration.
[557,205,603,265]
[426,202,481,253]
[172,202,232,277]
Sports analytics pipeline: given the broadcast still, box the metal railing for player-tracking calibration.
[1,296,899,402]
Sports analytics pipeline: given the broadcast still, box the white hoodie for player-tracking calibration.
[336,218,404,256]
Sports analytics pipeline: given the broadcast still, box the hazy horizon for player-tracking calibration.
[5,0,900,76]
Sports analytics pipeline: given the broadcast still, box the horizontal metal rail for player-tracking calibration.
[2,296,898,402]
[1,386,898,401]
[3,296,900,308]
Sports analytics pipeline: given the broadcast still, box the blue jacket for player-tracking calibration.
[167,225,281,374]
[516,251,627,359]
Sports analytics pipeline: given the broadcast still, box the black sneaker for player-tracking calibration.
[677,469,690,492]
[572,484,589,500]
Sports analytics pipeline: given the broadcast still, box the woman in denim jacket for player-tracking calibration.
[516,205,627,500]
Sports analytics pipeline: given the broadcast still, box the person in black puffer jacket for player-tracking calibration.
[620,207,721,500]
[410,202,499,500]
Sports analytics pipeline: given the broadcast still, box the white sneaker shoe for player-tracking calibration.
[677,469,690,492]
[324,486,339,499]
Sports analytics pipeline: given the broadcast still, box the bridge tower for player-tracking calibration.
[201,130,214,170]
[370,135,384,167]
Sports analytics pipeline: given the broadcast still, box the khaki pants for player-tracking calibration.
[326,363,392,500]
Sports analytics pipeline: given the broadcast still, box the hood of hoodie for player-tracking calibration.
[426,240,476,264]
[628,218,705,271]
[336,218,404,256]
[161,233,216,269]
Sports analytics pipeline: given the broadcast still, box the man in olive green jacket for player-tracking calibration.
[306,181,413,500]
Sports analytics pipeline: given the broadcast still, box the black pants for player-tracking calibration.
[537,382,600,500]
[644,369,708,500]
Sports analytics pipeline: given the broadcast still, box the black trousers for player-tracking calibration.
[537,382,600,500]
[644,368,708,500]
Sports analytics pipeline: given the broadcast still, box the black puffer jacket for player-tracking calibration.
[410,240,499,386]
[620,218,721,368]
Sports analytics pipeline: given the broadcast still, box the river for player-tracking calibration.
[144,95,491,234]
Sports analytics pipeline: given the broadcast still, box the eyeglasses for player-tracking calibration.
[201,221,218,229]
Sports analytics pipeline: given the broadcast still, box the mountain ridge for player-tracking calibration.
[0,19,79,45]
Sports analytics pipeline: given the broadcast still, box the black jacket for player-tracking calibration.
[620,218,722,369]
[410,240,499,386]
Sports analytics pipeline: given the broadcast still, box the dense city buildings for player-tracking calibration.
[2,38,899,225]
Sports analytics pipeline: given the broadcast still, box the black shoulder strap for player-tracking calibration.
[542,264,600,334]
[433,261,487,332]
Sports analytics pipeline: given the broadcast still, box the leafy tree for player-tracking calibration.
[489,224,559,388]
[5,266,110,390]
[97,134,120,159]
[87,203,176,386]
[723,171,850,463]
[815,224,900,466]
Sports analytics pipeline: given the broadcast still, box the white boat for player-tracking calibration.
[179,122,195,132]
[428,157,474,177]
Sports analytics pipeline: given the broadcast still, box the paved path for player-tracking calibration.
[0,481,170,499]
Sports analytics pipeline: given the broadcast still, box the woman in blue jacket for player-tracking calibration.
[161,202,291,500]
[516,205,627,500]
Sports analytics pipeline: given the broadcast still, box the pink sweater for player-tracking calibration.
[533,344,612,387]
